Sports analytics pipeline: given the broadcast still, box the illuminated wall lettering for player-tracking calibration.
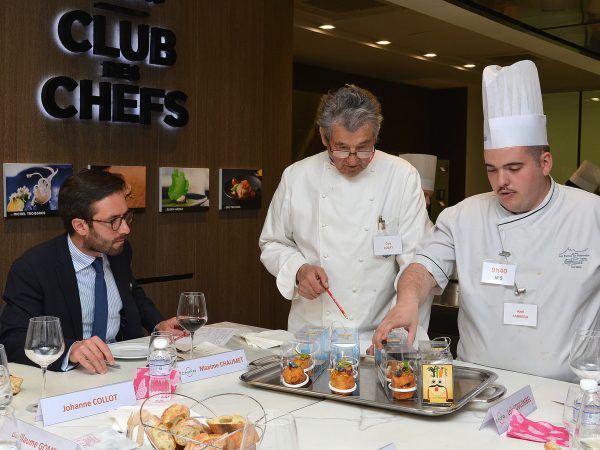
[40,4,188,128]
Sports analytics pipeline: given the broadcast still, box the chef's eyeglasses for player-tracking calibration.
[88,210,133,231]
[328,144,374,159]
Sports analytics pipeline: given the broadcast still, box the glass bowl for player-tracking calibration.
[140,392,265,450]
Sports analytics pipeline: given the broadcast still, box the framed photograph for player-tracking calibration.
[219,168,262,210]
[3,163,73,218]
[159,167,209,213]
[89,165,147,210]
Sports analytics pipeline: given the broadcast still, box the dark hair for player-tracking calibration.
[316,84,383,141]
[58,170,126,234]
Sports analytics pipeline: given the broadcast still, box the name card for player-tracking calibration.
[9,418,81,450]
[373,235,402,256]
[39,380,137,426]
[480,385,537,434]
[177,349,247,383]
[378,444,398,450]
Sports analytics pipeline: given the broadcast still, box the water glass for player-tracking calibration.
[257,410,299,450]
[563,384,582,443]
[0,346,12,406]
[0,406,20,449]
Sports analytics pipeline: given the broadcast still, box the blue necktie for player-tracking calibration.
[91,257,108,342]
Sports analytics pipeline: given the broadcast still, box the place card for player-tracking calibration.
[177,349,247,383]
[9,418,81,450]
[39,380,137,426]
[480,385,537,434]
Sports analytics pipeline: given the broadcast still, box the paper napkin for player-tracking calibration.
[240,330,294,349]
[507,409,568,447]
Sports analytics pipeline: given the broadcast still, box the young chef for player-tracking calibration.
[260,84,432,351]
[373,60,600,381]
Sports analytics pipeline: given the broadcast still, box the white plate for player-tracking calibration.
[109,342,148,360]
[282,373,309,388]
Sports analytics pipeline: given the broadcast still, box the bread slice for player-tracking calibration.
[207,415,246,434]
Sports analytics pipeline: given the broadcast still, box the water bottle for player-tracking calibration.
[148,337,172,402]
[573,379,600,449]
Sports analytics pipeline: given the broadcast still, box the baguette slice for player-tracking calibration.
[207,415,246,434]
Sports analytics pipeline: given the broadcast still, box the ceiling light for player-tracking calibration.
[463,63,476,68]
[319,24,335,30]
[376,40,391,45]
[591,97,600,102]
[423,53,437,58]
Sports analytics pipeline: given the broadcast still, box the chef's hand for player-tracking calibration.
[70,336,114,374]
[296,264,328,299]
[155,317,186,337]
[372,301,419,350]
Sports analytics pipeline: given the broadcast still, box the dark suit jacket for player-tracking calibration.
[0,234,164,371]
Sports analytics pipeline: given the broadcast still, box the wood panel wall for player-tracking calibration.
[0,0,293,330]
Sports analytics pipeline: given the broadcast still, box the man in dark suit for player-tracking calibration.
[0,170,183,374]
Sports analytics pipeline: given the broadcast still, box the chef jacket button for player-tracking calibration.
[369,198,374,201]
[370,168,375,173]
[352,287,357,293]
[359,258,363,263]
[323,254,328,258]
[321,193,327,198]
[321,223,327,228]
[364,227,369,231]
[326,311,331,316]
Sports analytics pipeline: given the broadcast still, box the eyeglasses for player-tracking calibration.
[88,210,133,231]
[329,144,374,159]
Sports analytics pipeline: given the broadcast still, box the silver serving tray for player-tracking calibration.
[240,355,505,416]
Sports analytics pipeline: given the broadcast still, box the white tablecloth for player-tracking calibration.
[9,322,571,449]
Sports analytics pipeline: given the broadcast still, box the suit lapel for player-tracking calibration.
[55,235,84,339]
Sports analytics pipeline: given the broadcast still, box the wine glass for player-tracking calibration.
[176,292,207,359]
[569,329,600,382]
[24,316,65,413]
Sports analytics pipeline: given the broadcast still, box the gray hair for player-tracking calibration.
[316,84,383,141]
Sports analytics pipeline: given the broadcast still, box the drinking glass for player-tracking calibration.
[0,346,12,406]
[256,410,299,450]
[0,406,19,449]
[176,292,207,359]
[570,330,600,382]
[563,383,583,445]
[24,316,65,414]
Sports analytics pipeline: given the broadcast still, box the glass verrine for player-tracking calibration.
[176,292,207,359]
[24,316,65,414]
[570,329,600,382]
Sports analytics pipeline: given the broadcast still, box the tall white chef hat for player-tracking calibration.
[399,153,437,191]
[482,60,548,150]
[569,160,600,193]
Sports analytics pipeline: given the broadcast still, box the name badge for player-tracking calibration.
[481,261,516,286]
[503,303,538,327]
[373,235,402,256]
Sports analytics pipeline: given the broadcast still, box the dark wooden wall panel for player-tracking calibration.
[0,0,293,330]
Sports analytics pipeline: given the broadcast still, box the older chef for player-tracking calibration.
[260,84,432,350]
[373,60,600,381]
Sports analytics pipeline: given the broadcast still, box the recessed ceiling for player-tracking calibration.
[293,0,600,92]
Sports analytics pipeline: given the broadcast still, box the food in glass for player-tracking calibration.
[292,352,312,371]
[282,362,307,386]
[389,361,417,400]
[329,357,356,395]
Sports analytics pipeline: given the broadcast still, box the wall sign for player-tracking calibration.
[40,1,188,128]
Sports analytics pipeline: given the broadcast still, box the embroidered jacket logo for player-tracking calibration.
[559,248,589,269]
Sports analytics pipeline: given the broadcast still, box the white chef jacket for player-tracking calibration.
[259,150,432,345]
[414,178,600,381]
